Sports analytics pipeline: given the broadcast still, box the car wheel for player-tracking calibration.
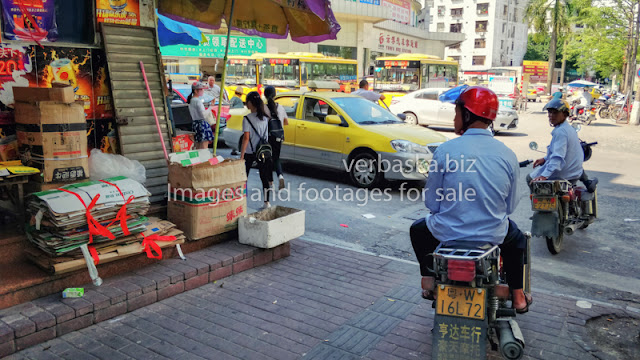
[404,112,418,125]
[348,151,382,189]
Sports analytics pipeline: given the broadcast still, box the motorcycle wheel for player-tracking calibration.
[545,207,564,255]
[598,107,609,119]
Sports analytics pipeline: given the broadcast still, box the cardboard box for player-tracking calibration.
[239,206,305,248]
[13,86,75,104]
[29,157,89,183]
[168,182,247,240]
[17,129,87,159]
[14,101,85,125]
[169,159,247,189]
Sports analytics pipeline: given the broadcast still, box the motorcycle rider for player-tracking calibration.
[528,98,595,190]
[573,88,593,118]
[410,86,532,313]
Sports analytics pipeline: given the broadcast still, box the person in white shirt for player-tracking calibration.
[188,82,214,149]
[204,76,227,102]
[573,88,593,117]
[352,80,385,103]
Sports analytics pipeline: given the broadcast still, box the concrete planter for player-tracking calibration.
[238,206,305,248]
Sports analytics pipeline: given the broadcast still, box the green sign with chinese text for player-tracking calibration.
[160,34,266,58]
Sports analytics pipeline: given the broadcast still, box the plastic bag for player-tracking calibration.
[89,149,146,184]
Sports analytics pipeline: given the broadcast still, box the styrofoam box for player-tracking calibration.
[238,206,305,248]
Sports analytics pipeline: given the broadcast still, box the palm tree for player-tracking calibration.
[525,0,574,94]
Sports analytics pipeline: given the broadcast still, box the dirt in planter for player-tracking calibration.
[586,314,640,360]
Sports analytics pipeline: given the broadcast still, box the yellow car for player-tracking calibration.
[223,92,448,188]
[526,88,538,101]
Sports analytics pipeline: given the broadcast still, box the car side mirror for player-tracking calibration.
[529,141,538,151]
[325,115,342,125]
[572,123,582,132]
[397,113,407,121]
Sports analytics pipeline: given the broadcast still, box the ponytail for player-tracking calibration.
[266,97,279,122]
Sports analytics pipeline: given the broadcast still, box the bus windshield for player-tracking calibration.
[373,67,420,92]
[261,63,299,87]
[227,61,257,85]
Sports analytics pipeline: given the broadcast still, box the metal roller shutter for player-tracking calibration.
[101,25,171,203]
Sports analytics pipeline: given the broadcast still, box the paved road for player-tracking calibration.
[218,103,640,308]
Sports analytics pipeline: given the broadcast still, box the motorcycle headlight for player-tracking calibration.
[390,140,428,154]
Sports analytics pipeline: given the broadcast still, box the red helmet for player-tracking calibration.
[457,86,499,121]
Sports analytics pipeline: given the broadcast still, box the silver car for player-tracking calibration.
[389,88,518,133]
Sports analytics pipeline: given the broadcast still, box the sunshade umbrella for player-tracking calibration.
[158,0,341,154]
[439,85,469,103]
[156,10,206,47]
[568,80,597,88]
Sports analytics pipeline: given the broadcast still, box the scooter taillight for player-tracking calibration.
[447,260,476,282]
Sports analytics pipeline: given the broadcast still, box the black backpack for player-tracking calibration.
[268,105,285,142]
[245,116,273,164]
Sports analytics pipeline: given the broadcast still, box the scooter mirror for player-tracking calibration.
[572,123,582,132]
[529,141,538,151]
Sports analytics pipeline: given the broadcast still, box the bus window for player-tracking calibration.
[227,62,257,85]
[262,64,299,87]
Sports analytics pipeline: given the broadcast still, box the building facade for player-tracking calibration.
[428,0,528,71]
[266,0,464,77]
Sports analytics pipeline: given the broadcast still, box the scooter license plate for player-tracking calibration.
[532,197,557,211]
[436,285,486,320]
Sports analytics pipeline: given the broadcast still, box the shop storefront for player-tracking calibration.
[159,33,267,84]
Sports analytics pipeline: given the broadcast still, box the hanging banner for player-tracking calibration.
[0,45,37,108]
[36,48,93,119]
[382,0,411,24]
[1,0,58,42]
[96,0,140,26]
[91,49,113,120]
[160,34,266,58]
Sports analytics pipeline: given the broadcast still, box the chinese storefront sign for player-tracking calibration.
[523,60,548,83]
[1,0,58,42]
[160,34,266,58]
[96,0,140,26]
[377,31,420,53]
[344,0,381,4]
[432,315,487,360]
[489,76,516,95]
[382,0,411,24]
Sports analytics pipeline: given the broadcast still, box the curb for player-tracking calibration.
[0,241,291,357]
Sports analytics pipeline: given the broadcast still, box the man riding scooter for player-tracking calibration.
[527,99,596,191]
[410,86,532,313]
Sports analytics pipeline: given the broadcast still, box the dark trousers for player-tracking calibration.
[270,139,284,177]
[244,154,274,202]
[410,218,525,289]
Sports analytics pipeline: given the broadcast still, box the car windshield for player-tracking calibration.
[333,97,403,125]
[176,88,191,100]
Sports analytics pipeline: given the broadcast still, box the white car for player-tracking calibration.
[389,88,518,133]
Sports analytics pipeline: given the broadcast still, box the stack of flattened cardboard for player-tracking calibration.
[25,176,150,259]
[25,217,186,274]
[168,150,247,240]
[13,86,89,190]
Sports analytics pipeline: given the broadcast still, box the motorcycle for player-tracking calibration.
[430,187,532,360]
[595,98,613,119]
[569,100,597,125]
[524,124,598,254]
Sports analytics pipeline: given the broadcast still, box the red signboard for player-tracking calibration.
[384,60,409,67]
[269,58,291,65]
[230,59,248,65]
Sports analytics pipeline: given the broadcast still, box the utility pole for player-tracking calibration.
[629,0,640,125]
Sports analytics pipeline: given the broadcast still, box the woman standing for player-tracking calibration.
[188,82,214,149]
[263,86,289,190]
[241,92,274,209]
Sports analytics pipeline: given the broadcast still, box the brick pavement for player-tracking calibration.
[4,239,639,360]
